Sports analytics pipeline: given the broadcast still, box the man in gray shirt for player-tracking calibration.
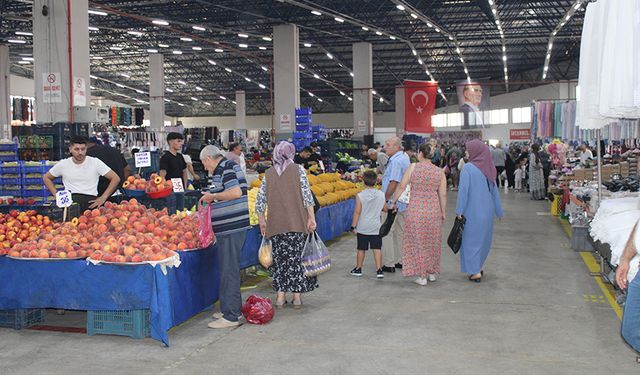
[491,143,507,187]
[368,148,389,174]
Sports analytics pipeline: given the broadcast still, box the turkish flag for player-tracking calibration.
[404,80,438,133]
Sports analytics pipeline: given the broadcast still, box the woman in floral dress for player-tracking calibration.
[391,143,447,286]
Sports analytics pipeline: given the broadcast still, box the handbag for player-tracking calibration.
[258,236,273,268]
[397,184,411,204]
[379,210,396,237]
[301,231,331,277]
[447,215,466,254]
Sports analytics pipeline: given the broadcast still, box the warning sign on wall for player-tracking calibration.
[279,113,291,131]
[43,72,62,103]
[73,77,86,107]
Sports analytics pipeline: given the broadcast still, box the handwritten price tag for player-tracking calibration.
[134,152,151,168]
[171,178,184,193]
[56,190,73,208]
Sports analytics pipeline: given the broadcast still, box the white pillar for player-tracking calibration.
[235,90,246,130]
[0,45,10,139]
[353,42,373,140]
[33,0,91,123]
[395,85,405,137]
[273,24,300,136]
[148,53,165,131]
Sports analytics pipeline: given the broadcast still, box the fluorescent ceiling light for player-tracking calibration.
[208,60,217,65]
[362,26,369,31]
[350,72,354,77]
[88,26,99,31]
[135,89,144,94]
[192,26,206,31]
[435,27,440,33]
[177,103,184,107]
[204,102,211,106]
[326,53,333,59]
[7,40,26,44]
[15,31,32,36]
[17,61,30,65]
[258,84,266,89]
[238,33,248,38]
[195,86,203,91]
[411,13,418,19]
[166,88,174,92]
[396,4,405,10]
[311,10,322,16]
[178,80,187,85]
[574,3,581,10]
[313,74,320,79]
[317,98,323,102]
[418,58,423,65]
[262,36,272,41]
[339,91,345,96]
[127,31,144,36]
[304,43,312,47]
[347,97,353,101]
[120,73,130,78]
[225,67,232,72]
[259,46,267,50]
[215,48,224,53]
[308,92,314,97]
[172,50,182,54]
[239,43,248,48]
[502,55,507,61]
[91,56,103,60]
[180,37,192,42]
[147,49,158,53]
[427,22,433,27]
[116,83,125,88]
[245,77,251,82]
[375,31,382,35]
[192,46,202,51]
[109,46,123,51]
[219,95,227,100]
[389,35,396,40]
[412,50,417,56]
[334,17,344,23]
[21,57,34,61]
[261,66,268,71]
[164,99,171,102]
[90,75,98,79]
[492,8,496,14]
[88,10,108,16]
[191,97,198,101]
[379,97,384,103]
[565,15,571,21]
[158,44,169,48]
[232,101,237,104]
[152,20,169,26]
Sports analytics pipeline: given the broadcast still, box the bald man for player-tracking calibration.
[380,137,410,273]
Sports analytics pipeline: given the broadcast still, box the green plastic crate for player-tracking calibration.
[0,309,45,329]
[87,309,150,339]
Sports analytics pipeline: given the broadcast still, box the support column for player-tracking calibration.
[33,0,91,123]
[148,53,165,131]
[235,90,246,130]
[0,45,10,139]
[273,24,300,137]
[395,86,405,137]
[353,42,373,140]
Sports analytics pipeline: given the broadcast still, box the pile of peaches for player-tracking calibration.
[0,210,58,255]
[6,199,201,263]
[122,174,173,194]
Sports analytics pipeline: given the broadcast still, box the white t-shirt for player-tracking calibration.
[183,154,195,180]
[49,156,111,196]
[580,149,593,165]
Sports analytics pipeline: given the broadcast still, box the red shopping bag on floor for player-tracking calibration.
[198,203,215,248]
[242,295,274,324]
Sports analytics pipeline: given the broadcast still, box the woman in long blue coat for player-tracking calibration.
[455,140,504,282]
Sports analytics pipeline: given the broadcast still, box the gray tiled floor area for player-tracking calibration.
[0,191,637,374]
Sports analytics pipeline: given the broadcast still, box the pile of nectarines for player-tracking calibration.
[0,210,57,255]
[7,199,201,262]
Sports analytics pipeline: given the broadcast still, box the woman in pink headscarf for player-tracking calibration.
[255,141,317,308]
[454,139,504,282]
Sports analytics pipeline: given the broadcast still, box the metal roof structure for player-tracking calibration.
[1,0,585,117]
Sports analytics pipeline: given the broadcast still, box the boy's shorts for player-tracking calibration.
[357,233,382,251]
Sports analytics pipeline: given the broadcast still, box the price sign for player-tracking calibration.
[56,190,73,208]
[134,152,151,168]
[171,178,185,193]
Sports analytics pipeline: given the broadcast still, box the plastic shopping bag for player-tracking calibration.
[197,203,215,248]
[258,236,273,268]
[301,231,331,277]
[242,295,275,325]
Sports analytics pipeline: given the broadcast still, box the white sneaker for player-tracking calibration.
[413,278,428,286]
[212,312,223,320]
[208,318,240,329]
[428,274,437,282]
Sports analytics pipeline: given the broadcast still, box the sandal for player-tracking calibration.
[275,300,288,309]
[292,300,303,309]
[468,271,483,283]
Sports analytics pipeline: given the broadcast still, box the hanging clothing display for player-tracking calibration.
[109,106,142,127]
[10,96,34,122]
[531,100,578,140]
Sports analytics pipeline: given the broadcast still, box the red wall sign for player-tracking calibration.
[509,128,531,140]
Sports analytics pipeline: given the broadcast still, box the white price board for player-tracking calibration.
[171,178,185,193]
[43,72,62,104]
[56,190,73,208]
[279,113,291,131]
[134,152,151,168]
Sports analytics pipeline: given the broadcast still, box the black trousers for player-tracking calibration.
[71,193,97,214]
[495,166,505,187]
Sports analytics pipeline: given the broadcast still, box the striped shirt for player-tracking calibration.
[207,158,250,235]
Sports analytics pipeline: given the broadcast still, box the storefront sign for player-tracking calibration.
[43,72,62,103]
[73,77,86,107]
[134,152,151,168]
[509,128,531,140]
[279,113,291,131]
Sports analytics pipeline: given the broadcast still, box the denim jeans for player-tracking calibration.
[622,271,640,352]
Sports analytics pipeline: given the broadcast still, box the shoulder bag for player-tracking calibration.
[447,215,466,254]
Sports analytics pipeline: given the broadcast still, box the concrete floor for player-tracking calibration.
[0,191,638,374]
